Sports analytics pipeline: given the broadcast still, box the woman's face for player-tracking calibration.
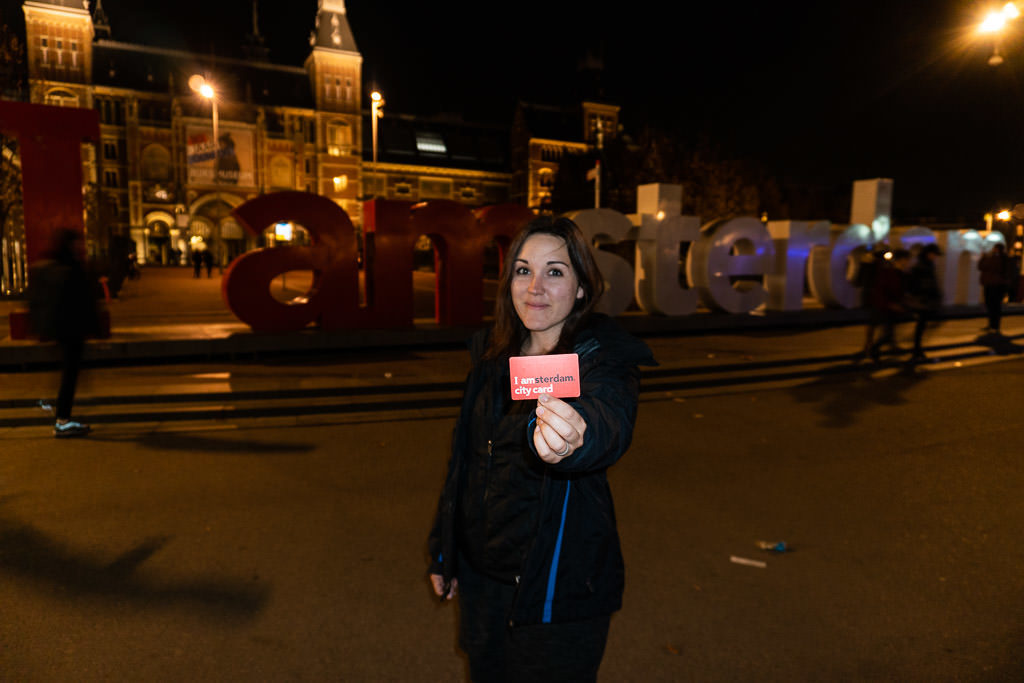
[511,233,584,342]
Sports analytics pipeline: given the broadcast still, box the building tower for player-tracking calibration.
[22,0,94,107]
[304,0,363,222]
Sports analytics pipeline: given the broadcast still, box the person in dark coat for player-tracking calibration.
[1009,253,1023,303]
[202,248,214,278]
[978,242,1009,333]
[191,248,203,278]
[29,228,99,438]
[868,249,911,363]
[853,247,885,360]
[905,243,943,363]
[427,216,655,682]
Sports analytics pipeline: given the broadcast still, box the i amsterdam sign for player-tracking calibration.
[222,183,1006,333]
[0,101,1006,336]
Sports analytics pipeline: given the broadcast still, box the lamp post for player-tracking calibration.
[188,75,218,174]
[188,74,219,260]
[370,90,384,196]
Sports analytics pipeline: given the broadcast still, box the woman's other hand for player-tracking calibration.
[430,573,457,599]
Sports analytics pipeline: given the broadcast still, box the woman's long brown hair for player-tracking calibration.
[483,216,605,360]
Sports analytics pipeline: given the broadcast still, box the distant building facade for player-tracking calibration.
[18,0,615,266]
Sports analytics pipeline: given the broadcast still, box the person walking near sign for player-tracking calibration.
[868,249,911,363]
[905,244,943,363]
[427,216,655,682]
[202,249,214,278]
[29,229,100,438]
[978,242,1010,334]
[852,247,884,361]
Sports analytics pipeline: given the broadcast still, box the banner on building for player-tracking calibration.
[186,126,255,186]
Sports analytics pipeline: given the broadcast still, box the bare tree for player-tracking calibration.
[0,13,27,292]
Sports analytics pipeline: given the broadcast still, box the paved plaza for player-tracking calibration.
[1,267,1023,680]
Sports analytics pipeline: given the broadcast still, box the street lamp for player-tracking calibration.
[189,74,219,174]
[979,2,1022,65]
[370,90,384,196]
[189,74,220,261]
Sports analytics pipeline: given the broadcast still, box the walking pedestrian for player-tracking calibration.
[978,242,1009,334]
[1008,252,1022,303]
[28,228,100,438]
[191,249,202,278]
[202,249,214,278]
[905,244,943,363]
[852,247,884,360]
[427,216,655,683]
[868,249,911,363]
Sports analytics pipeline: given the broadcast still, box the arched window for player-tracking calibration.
[326,121,352,156]
[269,155,294,189]
[538,168,554,189]
[141,144,171,181]
[44,89,78,108]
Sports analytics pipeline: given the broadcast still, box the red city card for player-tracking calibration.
[509,353,581,400]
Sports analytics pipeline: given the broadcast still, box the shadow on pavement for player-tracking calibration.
[974,332,1024,356]
[0,507,268,620]
[93,431,317,454]
[788,363,930,429]
[240,349,428,368]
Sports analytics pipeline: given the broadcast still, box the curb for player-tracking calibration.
[1,305,1020,370]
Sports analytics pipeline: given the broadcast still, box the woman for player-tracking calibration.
[427,216,655,682]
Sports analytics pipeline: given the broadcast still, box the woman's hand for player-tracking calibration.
[533,394,587,464]
[430,573,457,599]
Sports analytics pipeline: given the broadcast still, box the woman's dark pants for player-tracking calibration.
[456,559,611,683]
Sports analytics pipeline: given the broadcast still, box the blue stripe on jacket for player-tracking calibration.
[543,480,571,623]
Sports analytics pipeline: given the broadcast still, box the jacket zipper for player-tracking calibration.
[482,439,493,506]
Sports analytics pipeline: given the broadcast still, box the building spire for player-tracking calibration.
[93,0,111,39]
[310,0,357,52]
[243,0,270,61]
[320,0,347,13]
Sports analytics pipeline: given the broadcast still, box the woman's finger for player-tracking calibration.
[537,410,576,442]
[538,395,587,433]
[539,420,569,449]
[533,423,558,460]
[538,395,576,421]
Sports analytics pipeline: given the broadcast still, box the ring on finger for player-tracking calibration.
[555,442,571,457]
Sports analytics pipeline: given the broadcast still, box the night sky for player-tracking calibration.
[4,0,1024,224]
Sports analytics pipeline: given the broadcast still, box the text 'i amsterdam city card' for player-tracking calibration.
[509,353,581,400]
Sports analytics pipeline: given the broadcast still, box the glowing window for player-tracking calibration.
[275,222,293,241]
[415,132,447,155]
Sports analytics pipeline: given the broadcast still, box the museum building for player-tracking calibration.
[19,0,619,266]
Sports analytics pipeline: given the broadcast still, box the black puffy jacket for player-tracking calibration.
[428,314,655,626]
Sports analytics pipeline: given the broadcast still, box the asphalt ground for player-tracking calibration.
[1,310,1024,680]
[2,266,1024,680]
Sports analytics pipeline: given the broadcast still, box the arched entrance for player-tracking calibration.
[188,193,250,268]
[132,210,181,266]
